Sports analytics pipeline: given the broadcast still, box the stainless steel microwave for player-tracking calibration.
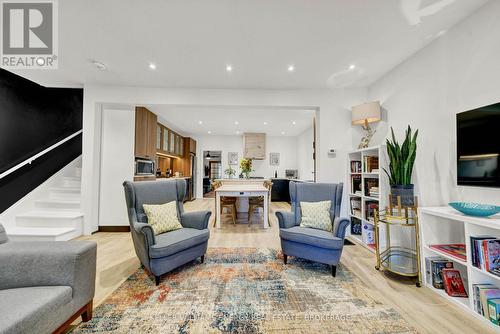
[135,159,155,176]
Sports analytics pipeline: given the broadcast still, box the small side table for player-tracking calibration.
[374,203,422,287]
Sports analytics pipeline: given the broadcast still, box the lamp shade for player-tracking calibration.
[351,101,381,125]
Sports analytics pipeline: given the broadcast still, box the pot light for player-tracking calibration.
[149,63,156,70]
[226,65,233,72]
[208,130,212,134]
[236,130,240,135]
[198,120,203,125]
[281,131,286,135]
[288,65,295,72]
[292,121,296,125]
[234,121,239,125]
[349,64,356,70]
[263,121,268,125]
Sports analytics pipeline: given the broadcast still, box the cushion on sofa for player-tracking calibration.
[0,286,72,334]
[280,226,343,249]
[149,228,209,259]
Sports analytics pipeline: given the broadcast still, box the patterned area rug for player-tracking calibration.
[73,248,417,333]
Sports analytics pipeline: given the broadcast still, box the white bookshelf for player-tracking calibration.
[419,206,500,331]
[346,145,387,253]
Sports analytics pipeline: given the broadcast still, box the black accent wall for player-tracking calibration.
[0,68,83,213]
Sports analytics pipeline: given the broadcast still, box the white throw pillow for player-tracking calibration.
[299,200,332,232]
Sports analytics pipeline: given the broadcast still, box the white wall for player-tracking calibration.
[296,126,314,181]
[98,108,135,226]
[81,87,366,233]
[365,0,500,206]
[194,134,299,198]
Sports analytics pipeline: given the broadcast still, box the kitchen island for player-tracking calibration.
[214,179,270,229]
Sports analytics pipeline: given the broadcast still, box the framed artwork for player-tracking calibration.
[228,152,238,165]
[269,152,280,166]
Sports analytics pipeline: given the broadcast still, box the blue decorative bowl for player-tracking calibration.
[449,202,500,217]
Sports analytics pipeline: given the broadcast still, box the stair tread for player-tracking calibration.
[17,210,83,218]
[51,186,81,190]
[36,199,81,204]
[7,226,76,236]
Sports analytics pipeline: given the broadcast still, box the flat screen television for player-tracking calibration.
[457,102,500,187]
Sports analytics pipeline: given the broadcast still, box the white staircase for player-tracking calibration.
[6,162,83,241]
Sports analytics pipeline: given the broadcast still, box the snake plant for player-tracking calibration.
[384,126,418,185]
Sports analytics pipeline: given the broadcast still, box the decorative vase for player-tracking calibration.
[390,184,415,206]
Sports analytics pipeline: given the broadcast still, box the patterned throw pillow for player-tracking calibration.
[299,200,332,232]
[143,201,183,235]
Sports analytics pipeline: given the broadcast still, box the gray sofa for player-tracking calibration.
[123,179,211,285]
[0,224,97,334]
[276,181,350,276]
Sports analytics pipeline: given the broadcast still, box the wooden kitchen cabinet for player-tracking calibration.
[186,137,196,155]
[135,107,157,159]
[243,132,266,160]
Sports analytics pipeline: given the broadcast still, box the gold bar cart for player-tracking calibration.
[374,196,422,287]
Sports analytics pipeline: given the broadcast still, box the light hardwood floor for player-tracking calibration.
[78,199,494,334]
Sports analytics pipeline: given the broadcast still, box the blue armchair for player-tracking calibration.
[275,181,349,276]
[123,179,211,285]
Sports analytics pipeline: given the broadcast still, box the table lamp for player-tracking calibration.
[352,101,381,148]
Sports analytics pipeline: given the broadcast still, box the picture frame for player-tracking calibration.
[228,152,238,165]
[269,152,280,166]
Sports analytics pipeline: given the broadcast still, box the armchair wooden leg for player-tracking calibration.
[81,300,93,322]
[331,265,337,277]
[155,275,161,286]
[283,254,288,265]
[201,255,205,263]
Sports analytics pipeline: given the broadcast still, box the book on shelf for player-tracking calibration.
[470,236,500,274]
[350,217,362,235]
[350,198,361,218]
[429,244,466,262]
[350,161,362,173]
[480,288,500,318]
[363,156,379,173]
[351,175,362,194]
[473,284,495,315]
[365,201,379,222]
[364,178,379,197]
[442,268,468,298]
[488,298,500,325]
[425,257,454,289]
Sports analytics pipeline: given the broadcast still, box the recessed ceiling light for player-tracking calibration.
[236,130,240,135]
[149,63,156,70]
[207,130,212,134]
[281,131,285,135]
[288,65,295,72]
[292,121,296,125]
[226,65,233,72]
[91,60,107,70]
[198,120,203,125]
[349,64,356,70]
[234,121,239,125]
[263,121,268,125]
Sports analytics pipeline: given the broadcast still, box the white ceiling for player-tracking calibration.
[147,105,314,137]
[8,0,489,89]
